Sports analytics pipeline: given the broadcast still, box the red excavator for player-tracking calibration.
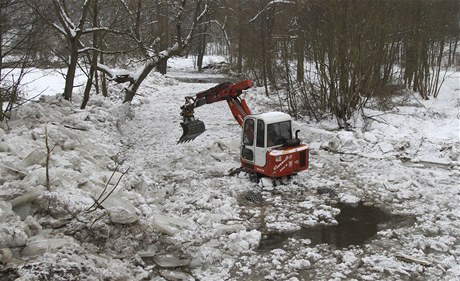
[178,80,309,179]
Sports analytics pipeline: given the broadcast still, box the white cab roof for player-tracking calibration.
[249,111,292,124]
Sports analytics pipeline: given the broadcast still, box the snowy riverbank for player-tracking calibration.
[1,58,459,280]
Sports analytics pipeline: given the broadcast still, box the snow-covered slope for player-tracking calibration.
[0,57,459,280]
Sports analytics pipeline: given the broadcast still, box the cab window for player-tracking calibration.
[243,119,254,146]
[267,121,292,147]
[256,120,265,147]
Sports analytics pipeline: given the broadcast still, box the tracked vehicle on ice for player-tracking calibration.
[178,80,309,179]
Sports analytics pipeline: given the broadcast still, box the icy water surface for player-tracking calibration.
[259,202,409,250]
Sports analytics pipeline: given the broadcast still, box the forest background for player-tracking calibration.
[1,0,459,126]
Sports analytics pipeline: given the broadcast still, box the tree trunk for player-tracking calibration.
[100,52,108,97]
[197,21,208,71]
[0,3,3,122]
[81,56,97,109]
[261,37,269,96]
[237,0,244,73]
[157,60,167,75]
[81,0,99,109]
[123,61,157,103]
[296,30,305,82]
[156,1,169,75]
[92,0,99,97]
[63,38,79,101]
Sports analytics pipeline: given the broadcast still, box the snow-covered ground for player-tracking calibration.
[0,57,459,280]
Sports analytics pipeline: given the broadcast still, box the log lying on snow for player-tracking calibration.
[396,254,432,266]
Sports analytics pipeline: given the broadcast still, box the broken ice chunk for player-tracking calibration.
[153,254,191,268]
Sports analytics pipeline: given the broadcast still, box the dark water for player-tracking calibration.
[259,203,405,250]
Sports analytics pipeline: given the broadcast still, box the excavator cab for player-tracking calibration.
[240,112,308,178]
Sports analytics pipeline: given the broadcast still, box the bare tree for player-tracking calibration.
[1,0,42,122]
[5,0,458,122]
[206,0,458,127]
[81,0,100,109]
[23,0,208,105]
[97,0,208,103]
[248,0,279,95]
[25,0,95,101]
[401,0,459,99]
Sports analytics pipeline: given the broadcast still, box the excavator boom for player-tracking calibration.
[177,79,309,179]
[178,80,253,143]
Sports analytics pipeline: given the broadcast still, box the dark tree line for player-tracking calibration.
[1,0,459,125]
[209,0,459,124]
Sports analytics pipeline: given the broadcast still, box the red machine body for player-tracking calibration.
[179,80,309,179]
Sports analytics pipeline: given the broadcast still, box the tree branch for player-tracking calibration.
[249,0,294,23]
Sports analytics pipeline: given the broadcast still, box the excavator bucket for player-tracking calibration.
[178,120,206,143]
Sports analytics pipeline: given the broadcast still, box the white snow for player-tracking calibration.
[0,57,459,280]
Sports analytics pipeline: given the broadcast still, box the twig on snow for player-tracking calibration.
[86,165,130,212]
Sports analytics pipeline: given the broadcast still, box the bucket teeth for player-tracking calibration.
[178,120,206,143]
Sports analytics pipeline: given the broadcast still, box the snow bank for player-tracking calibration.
[0,62,458,280]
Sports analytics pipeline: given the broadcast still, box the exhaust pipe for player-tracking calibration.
[295,130,300,141]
